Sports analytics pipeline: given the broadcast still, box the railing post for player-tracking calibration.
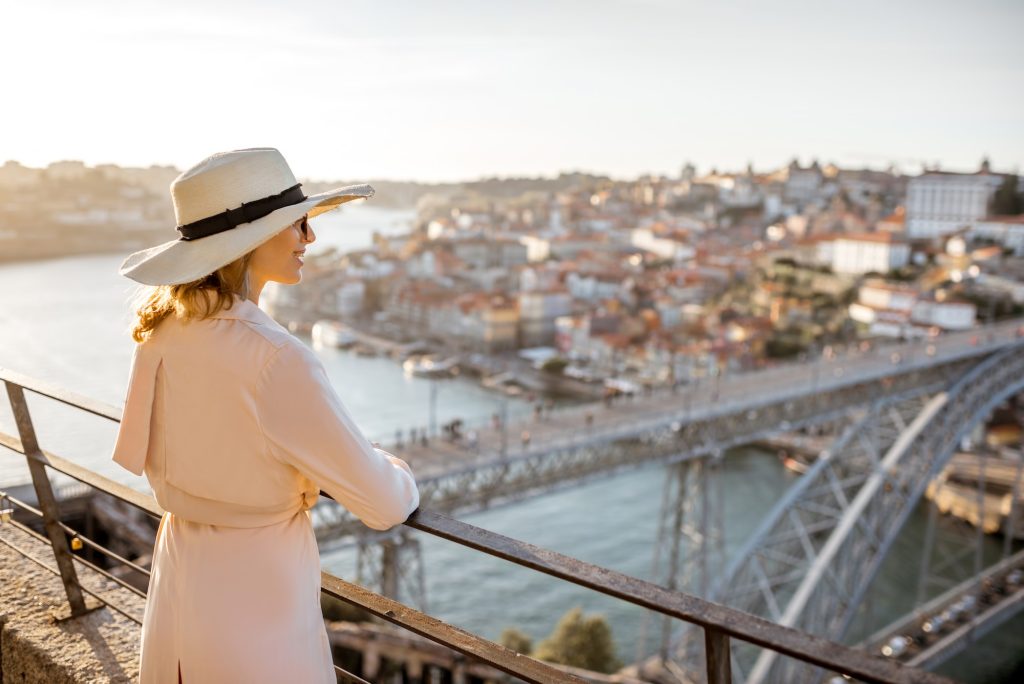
[704,626,732,684]
[4,381,92,619]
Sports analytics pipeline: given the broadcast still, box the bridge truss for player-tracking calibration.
[707,342,1024,683]
[309,336,1019,660]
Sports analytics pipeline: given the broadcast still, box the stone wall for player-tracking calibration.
[0,521,144,683]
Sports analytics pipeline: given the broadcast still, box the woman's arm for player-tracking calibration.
[255,342,419,530]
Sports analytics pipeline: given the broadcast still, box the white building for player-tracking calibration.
[426,219,452,240]
[812,235,836,266]
[857,280,917,311]
[565,271,623,301]
[518,234,551,262]
[630,227,696,261]
[548,199,565,232]
[848,280,916,336]
[849,279,975,335]
[698,166,763,209]
[449,237,528,268]
[334,280,366,316]
[905,161,1004,239]
[518,289,573,347]
[911,298,975,330]
[653,296,683,329]
[847,304,914,338]
[831,233,910,275]
[785,160,824,205]
[970,215,1024,256]
[974,273,1024,304]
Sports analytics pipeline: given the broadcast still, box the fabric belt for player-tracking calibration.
[176,184,307,241]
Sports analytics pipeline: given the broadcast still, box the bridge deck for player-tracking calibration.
[861,548,1024,670]
[389,321,1023,483]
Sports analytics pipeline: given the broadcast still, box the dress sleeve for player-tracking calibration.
[112,342,162,476]
[255,342,420,530]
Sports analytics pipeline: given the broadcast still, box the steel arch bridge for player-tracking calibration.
[305,322,1024,669]
[707,340,1024,683]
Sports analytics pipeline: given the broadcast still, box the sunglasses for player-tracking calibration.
[295,216,311,240]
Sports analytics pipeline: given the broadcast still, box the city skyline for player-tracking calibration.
[0,152,1012,185]
[3,0,1022,183]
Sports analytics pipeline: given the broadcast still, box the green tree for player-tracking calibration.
[534,607,622,674]
[541,357,569,375]
[991,174,1023,216]
[499,627,534,655]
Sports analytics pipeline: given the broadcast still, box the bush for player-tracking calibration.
[541,357,569,375]
[534,607,621,673]
[499,627,534,655]
[765,336,806,359]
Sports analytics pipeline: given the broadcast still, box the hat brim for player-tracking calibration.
[119,184,374,286]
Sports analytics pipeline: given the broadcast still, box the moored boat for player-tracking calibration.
[402,354,460,377]
[311,319,356,348]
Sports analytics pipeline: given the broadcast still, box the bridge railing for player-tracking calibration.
[379,319,1024,467]
[0,364,956,684]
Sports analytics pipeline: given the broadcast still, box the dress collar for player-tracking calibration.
[205,291,277,327]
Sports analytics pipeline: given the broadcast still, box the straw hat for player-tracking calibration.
[119,147,374,285]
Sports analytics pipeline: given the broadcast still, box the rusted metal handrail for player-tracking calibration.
[3,380,96,619]
[0,430,163,518]
[3,491,150,584]
[397,508,951,684]
[0,511,365,684]
[0,370,583,681]
[1,365,958,683]
[320,572,586,683]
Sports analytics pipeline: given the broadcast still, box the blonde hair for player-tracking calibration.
[128,251,255,344]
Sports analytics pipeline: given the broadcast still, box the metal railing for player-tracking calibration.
[0,364,957,683]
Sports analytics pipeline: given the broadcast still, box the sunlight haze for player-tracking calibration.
[2,0,1022,181]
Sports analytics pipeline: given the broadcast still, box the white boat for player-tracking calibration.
[402,354,459,377]
[564,365,602,383]
[481,371,526,396]
[604,377,641,395]
[311,320,356,348]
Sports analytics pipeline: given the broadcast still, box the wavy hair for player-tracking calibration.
[128,251,255,344]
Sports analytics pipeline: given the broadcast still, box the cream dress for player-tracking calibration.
[112,292,419,683]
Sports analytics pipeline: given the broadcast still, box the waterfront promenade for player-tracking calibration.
[384,320,1022,482]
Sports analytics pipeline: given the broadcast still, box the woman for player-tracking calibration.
[111,148,420,683]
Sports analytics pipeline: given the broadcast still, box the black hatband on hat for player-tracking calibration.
[176,184,307,241]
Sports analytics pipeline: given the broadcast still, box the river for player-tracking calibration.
[0,204,1020,681]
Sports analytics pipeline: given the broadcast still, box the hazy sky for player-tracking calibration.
[3,0,1022,182]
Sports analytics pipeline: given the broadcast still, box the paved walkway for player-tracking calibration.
[385,321,1024,482]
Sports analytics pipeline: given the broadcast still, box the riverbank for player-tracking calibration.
[0,233,165,266]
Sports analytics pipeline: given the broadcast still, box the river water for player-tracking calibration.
[0,204,1020,681]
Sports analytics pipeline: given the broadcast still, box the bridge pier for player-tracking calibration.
[356,528,426,611]
[637,450,726,673]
